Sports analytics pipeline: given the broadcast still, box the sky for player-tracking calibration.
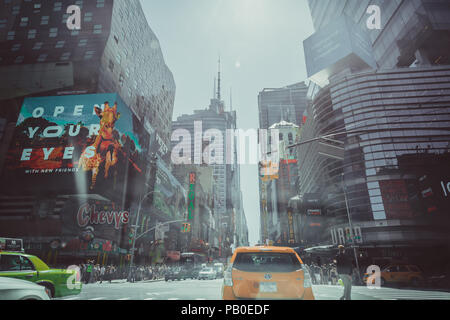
[140,0,315,245]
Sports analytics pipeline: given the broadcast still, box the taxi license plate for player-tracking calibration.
[259,282,277,293]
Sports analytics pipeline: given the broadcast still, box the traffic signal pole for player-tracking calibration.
[342,173,362,285]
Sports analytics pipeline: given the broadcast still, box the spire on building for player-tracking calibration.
[217,56,221,101]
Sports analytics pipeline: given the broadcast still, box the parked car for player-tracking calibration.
[363,264,425,287]
[198,267,217,280]
[165,267,192,281]
[0,276,51,300]
[0,251,82,298]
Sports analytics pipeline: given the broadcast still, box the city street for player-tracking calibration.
[55,279,450,301]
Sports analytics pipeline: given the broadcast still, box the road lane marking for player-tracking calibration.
[89,297,106,300]
[168,298,179,300]
[117,298,131,300]
[144,298,154,300]
[63,297,80,300]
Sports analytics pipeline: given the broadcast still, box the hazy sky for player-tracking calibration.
[140,0,315,245]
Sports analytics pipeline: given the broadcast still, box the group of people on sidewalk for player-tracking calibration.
[79,261,168,284]
[305,245,358,300]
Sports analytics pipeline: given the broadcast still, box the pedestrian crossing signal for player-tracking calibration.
[182,223,191,233]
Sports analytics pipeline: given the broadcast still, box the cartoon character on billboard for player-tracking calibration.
[78,102,122,190]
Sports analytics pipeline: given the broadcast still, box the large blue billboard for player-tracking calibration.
[3,93,150,199]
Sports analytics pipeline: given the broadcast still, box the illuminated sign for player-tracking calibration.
[188,173,196,220]
[3,93,149,198]
[331,226,363,245]
[307,209,322,216]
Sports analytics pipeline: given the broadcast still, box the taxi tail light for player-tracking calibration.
[44,287,52,298]
[301,265,312,288]
[223,266,233,287]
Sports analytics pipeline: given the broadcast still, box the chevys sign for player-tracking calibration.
[77,203,129,230]
[61,198,131,245]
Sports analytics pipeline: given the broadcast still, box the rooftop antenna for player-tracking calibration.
[213,77,216,100]
[230,87,233,112]
[217,56,221,101]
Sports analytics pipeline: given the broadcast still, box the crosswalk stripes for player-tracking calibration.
[168,298,179,300]
[89,297,106,300]
[144,298,154,300]
[354,288,450,300]
[117,298,131,300]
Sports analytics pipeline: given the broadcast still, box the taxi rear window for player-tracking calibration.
[233,252,301,273]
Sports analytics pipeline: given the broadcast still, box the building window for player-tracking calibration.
[11,43,21,52]
[33,3,41,13]
[78,39,88,47]
[7,31,15,40]
[84,12,93,22]
[19,17,28,27]
[12,6,20,15]
[41,15,49,25]
[28,29,37,39]
[53,2,62,12]
[93,24,102,34]
[55,40,65,48]
[49,28,58,37]
[33,42,43,50]
[14,56,24,64]
[37,54,48,62]
[96,0,105,8]
[60,52,71,61]
[84,50,95,60]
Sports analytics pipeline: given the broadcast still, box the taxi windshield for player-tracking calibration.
[233,252,302,273]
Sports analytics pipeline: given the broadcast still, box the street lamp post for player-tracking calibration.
[341,173,362,285]
[128,190,160,282]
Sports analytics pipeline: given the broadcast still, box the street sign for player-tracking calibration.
[0,238,24,252]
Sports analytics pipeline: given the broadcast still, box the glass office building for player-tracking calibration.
[295,1,450,271]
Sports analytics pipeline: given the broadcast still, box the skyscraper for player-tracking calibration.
[171,64,246,258]
[0,0,177,265]
[0,0,175,154]
[258,82,308,130]
[294,0,450,273]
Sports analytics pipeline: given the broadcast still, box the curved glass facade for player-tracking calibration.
[297,66,450,247]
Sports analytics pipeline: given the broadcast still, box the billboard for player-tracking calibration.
[2,93,150,200]
[152,159,186,220]
[379,180,414,219]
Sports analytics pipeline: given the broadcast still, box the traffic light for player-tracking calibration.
[181,223,191,233]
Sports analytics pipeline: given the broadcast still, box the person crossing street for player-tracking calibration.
[335,245,353,300]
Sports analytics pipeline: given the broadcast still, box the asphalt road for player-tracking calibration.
[55,279,450,300]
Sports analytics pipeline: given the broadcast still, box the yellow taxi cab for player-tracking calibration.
[364,264,425,287]
[222,246,315,300]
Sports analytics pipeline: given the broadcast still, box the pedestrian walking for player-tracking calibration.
[335,245,353,300]
[99,265,106,283]
[85,261,93,284]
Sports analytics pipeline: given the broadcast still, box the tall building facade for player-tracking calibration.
[171,70,247,259]
[294,0,450,273]
[0,0,175,156]
[0,0,177,266]
[258,82,308,130]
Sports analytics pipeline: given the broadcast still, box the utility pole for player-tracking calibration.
[128,190,161,282]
